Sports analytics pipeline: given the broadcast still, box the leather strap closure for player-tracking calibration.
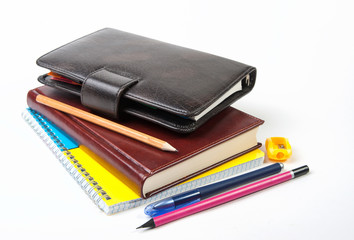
[81,68,138,118]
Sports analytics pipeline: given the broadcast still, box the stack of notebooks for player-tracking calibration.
[23,28,265,215]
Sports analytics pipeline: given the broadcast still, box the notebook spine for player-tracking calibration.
[22,109,111,211]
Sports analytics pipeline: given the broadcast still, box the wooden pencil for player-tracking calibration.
[36,94,177,152]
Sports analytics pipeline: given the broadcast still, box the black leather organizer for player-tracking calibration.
[37,28,256,133]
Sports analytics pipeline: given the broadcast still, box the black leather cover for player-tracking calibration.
[37,28,256,133]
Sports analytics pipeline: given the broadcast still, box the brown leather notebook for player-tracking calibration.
[27,86,264,198]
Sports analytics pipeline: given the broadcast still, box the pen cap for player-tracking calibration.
[173,190,201,206]
[200,163,283,199]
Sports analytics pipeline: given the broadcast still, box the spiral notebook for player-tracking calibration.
[22,108,264,215]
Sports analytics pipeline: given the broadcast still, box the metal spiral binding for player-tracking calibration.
[22,109,111,210]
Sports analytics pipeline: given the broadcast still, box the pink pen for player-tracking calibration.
[137,165,309,229]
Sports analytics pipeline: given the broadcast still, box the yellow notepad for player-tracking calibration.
[23,108,264,214]
[72,146,264,214]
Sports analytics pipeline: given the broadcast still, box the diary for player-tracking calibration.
[36,28,257,132]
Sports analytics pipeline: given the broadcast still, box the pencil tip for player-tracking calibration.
[137,219,155,229]
[162,142,178,152]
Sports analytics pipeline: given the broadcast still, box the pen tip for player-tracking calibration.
[137,219,155,229]
[162,142,178,152]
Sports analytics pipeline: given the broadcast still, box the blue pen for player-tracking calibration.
[144,163,284,217]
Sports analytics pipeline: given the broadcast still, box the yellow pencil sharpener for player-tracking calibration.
[265,137,292,161]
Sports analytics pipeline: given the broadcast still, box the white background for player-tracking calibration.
[1,0,353,239]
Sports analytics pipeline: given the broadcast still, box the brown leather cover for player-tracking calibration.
[27,86,264,198]
[36,28,257,133]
